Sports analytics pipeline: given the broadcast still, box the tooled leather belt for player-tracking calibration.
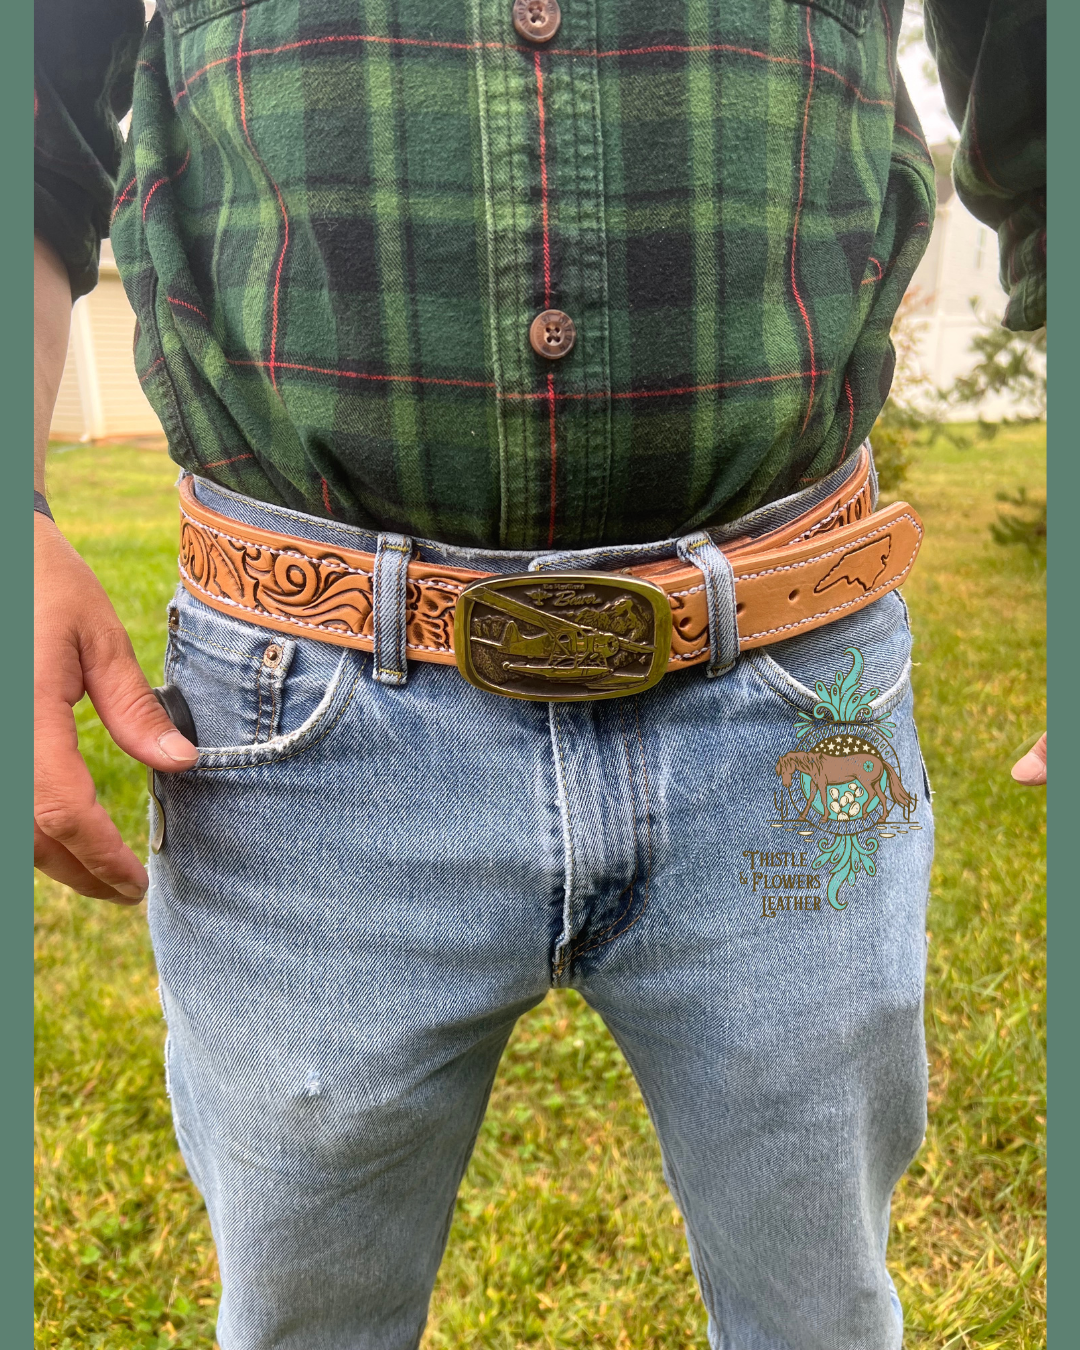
[177,448,922,703]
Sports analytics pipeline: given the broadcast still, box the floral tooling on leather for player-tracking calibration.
[179,512,461,655]
[772,648,921,910]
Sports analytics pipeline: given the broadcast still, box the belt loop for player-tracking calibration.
[676,531,740,678]
[371,532,414,686]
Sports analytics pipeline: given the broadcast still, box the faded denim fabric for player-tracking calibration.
[148,452,933,1350]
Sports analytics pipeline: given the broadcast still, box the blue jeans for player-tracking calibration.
[148,456,933,1350]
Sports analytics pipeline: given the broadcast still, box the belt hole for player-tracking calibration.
[735,602,745,616]
[262,643,283,668]
[788,588,800,602]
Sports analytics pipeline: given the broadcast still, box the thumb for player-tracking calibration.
[1011,732,1047,786]
[81,625,198,771]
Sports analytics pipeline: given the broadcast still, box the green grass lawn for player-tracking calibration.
[35,430,1046,1349]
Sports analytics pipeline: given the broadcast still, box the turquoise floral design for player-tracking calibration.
[776,648,912,911]
[794,647,895,743]
[813,832,878,911]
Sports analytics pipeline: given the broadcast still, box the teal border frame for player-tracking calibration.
[10,0,33,1334]
[1047,0,1066,1335]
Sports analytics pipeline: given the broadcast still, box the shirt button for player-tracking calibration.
[529,309,576,359]
[512,0,561,44]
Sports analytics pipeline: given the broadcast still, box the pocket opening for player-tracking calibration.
[192,644,364,771]
[746,591,915,719]
[163,586,363,767]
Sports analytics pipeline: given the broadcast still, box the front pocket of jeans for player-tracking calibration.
[746,590,914,723]
[165,588,365,769]
[746,596,930,850]
[193,652,364,770]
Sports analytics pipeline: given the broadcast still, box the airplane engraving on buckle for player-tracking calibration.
[454,571,673,702]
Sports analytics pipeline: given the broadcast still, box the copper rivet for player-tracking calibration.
[529,308,576,360]
[263,644,283,667]
[512,0,561,43]
[167,608,179,630]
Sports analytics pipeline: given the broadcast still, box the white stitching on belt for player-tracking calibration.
[179,564,455,654]
[180,508,374,579]
[735,514,922,584]
[740,543,921,640]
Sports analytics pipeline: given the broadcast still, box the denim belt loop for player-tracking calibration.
[371,532,414,686]
[676,531,740,678]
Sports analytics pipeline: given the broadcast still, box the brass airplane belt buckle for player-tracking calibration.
[454,571,673,702]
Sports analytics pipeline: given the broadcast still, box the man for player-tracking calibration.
[34,1,1045,1346]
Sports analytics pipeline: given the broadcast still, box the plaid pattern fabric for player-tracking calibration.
[48,0,947,549]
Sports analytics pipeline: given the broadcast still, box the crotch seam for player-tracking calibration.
[549,705,578,982]
[564,700,655,964]
[561,700,641,965]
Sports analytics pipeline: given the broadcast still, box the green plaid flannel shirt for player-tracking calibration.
[35,0,1045,549]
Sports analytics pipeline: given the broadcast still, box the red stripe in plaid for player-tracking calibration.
[226,358,498,391]
[895,123,931,155]
[172,35,894,114]
[168,296,209,321]
[203,453,255,469]
[141,150,190,222]
[879,3,897,95]
[110,175,138,223]
[225,358,824,402]
[840,377,855,459]
[137,356,166,384]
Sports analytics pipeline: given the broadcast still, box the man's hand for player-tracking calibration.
[33,233,196,903]
[34,514,197,903]
[1011,732,1047,787]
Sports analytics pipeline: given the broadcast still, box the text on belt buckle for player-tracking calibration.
[454,571,673,702]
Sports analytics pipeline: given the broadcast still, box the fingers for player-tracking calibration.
[36,526,197,773]
[1011,732,1047,786]
[33,825,142,904]
[35,698,149,899]
[35,525,184,904]
[80,624,198,772]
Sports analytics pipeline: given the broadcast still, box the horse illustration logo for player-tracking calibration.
[771,648,920,909]
[776,734,914,824]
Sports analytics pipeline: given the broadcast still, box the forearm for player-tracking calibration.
[34,233,73,495]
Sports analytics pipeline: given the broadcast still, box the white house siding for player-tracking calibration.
[48,241,163,442]
[905,147,1041,420]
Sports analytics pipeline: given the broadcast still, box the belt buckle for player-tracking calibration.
[454,571,673,702]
